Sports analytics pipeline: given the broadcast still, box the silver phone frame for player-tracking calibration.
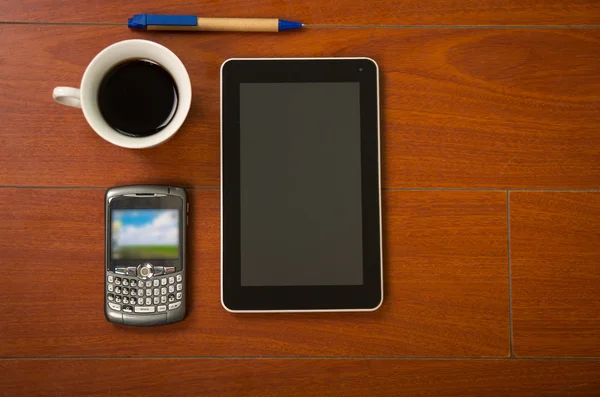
[105,185,187,325]
[220,57,383,313]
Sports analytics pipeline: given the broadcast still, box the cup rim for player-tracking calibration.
[80,39,192,149]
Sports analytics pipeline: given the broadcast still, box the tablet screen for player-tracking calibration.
[239,82,363,286]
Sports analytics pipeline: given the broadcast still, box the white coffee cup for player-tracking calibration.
[53,39,192,149]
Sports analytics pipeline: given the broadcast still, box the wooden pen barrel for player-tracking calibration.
[147,17,280,32]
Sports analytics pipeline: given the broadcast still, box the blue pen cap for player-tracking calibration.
[128,13,198,30]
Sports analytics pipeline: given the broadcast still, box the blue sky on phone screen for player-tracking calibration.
[112,209,178,246]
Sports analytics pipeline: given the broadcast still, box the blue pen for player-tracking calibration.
[128,14,304,32]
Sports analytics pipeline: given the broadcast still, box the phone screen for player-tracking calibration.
[111,209,179,260]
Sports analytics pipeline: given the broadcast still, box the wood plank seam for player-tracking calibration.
[3,22,600,28]
[1,356,600,360]
[2,187,600,192]
[507,191,514,358]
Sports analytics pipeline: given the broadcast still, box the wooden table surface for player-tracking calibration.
[1,1,599,395]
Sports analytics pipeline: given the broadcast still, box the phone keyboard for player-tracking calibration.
[106,273,183,314]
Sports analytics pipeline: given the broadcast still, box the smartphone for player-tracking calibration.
[105,185,187,326]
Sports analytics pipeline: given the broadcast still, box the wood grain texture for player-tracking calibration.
[2,0,600,25]
[511,192,600,357]
[0,189,508,357]
[1,359,599,397]
[1,26,599,188]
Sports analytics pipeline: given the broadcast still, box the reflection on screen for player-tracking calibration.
[112,209,179,260]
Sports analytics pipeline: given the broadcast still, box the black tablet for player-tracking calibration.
[221,58,382,312]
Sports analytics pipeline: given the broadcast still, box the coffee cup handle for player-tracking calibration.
[53,87,82,108]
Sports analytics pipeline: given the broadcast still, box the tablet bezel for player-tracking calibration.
[221,58,382,312]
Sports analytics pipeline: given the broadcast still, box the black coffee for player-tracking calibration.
[98,60,178,137]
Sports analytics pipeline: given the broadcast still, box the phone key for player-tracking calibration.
[168,285,175,293]
[168,301,181,310]
[176,274,183,282]
[145,289,152,297]
[145,281,152,288]
[161,278,167,286]
[122,287,129,295]
[108,302,121,311]
[168,294,175,303]
[115,295,122,303]
[153,279,159,287]
[168,277,175,285]
[137,297,144,305]
[153,297,159,305]
[107,275,114,283]
[160,296,167,304]
[176,292,182,300]
[161,287,167,295]
[145,297,152,306]
[134,306,155,313]
[126,267,137,276]
[107,293,115,301]
[107,284,114,292]
[123,305,133,313]
[123,296,129,304]
[115,268,127,275]
[114,277,122,285]
[153,266,164,276]
[153,288,160,296]
[157,305,167,312]
[176,283,183,291]
[130,280,137,287]
[130,289,137,296]
[115,286,122,294]
[165,267,175,274]
[122,279,129,287]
